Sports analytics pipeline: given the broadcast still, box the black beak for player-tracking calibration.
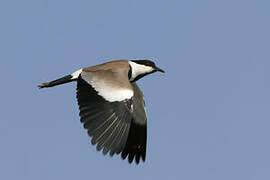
[155,66,165,73]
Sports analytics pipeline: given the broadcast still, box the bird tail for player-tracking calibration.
[38,69,82,89]
[38,75,75,89]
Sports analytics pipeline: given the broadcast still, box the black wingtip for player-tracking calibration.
[122,153,145,165]
[121,122,147,164]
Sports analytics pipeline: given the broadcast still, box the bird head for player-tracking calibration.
[129,60,165,82]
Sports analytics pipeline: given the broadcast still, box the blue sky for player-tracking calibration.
[1,0,270,179]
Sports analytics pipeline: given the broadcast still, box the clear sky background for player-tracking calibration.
[1,0,270,179]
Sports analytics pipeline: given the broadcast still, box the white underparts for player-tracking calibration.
[71,69,82,79]
[128,61,154,81]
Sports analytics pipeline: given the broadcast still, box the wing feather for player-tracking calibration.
[121,83,147,164]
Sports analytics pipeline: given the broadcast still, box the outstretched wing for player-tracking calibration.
[76,70,147,164]
[76,75,133,156]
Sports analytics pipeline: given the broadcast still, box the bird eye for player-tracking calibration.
[144,62,150,66]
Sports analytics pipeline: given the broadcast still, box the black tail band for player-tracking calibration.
[38,75,75,89]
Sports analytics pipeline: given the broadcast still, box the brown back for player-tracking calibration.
[83,60,130,72]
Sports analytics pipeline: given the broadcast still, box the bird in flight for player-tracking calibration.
[38,59,165,164]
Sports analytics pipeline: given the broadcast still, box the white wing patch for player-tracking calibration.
[89,80,134,102]
[81,71,134,102]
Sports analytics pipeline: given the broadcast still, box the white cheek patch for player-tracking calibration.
[128,61,154,81]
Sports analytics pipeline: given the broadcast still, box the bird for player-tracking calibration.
[38,59,165,164]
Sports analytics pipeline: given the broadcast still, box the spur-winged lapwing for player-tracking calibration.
[38,59,164,164]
